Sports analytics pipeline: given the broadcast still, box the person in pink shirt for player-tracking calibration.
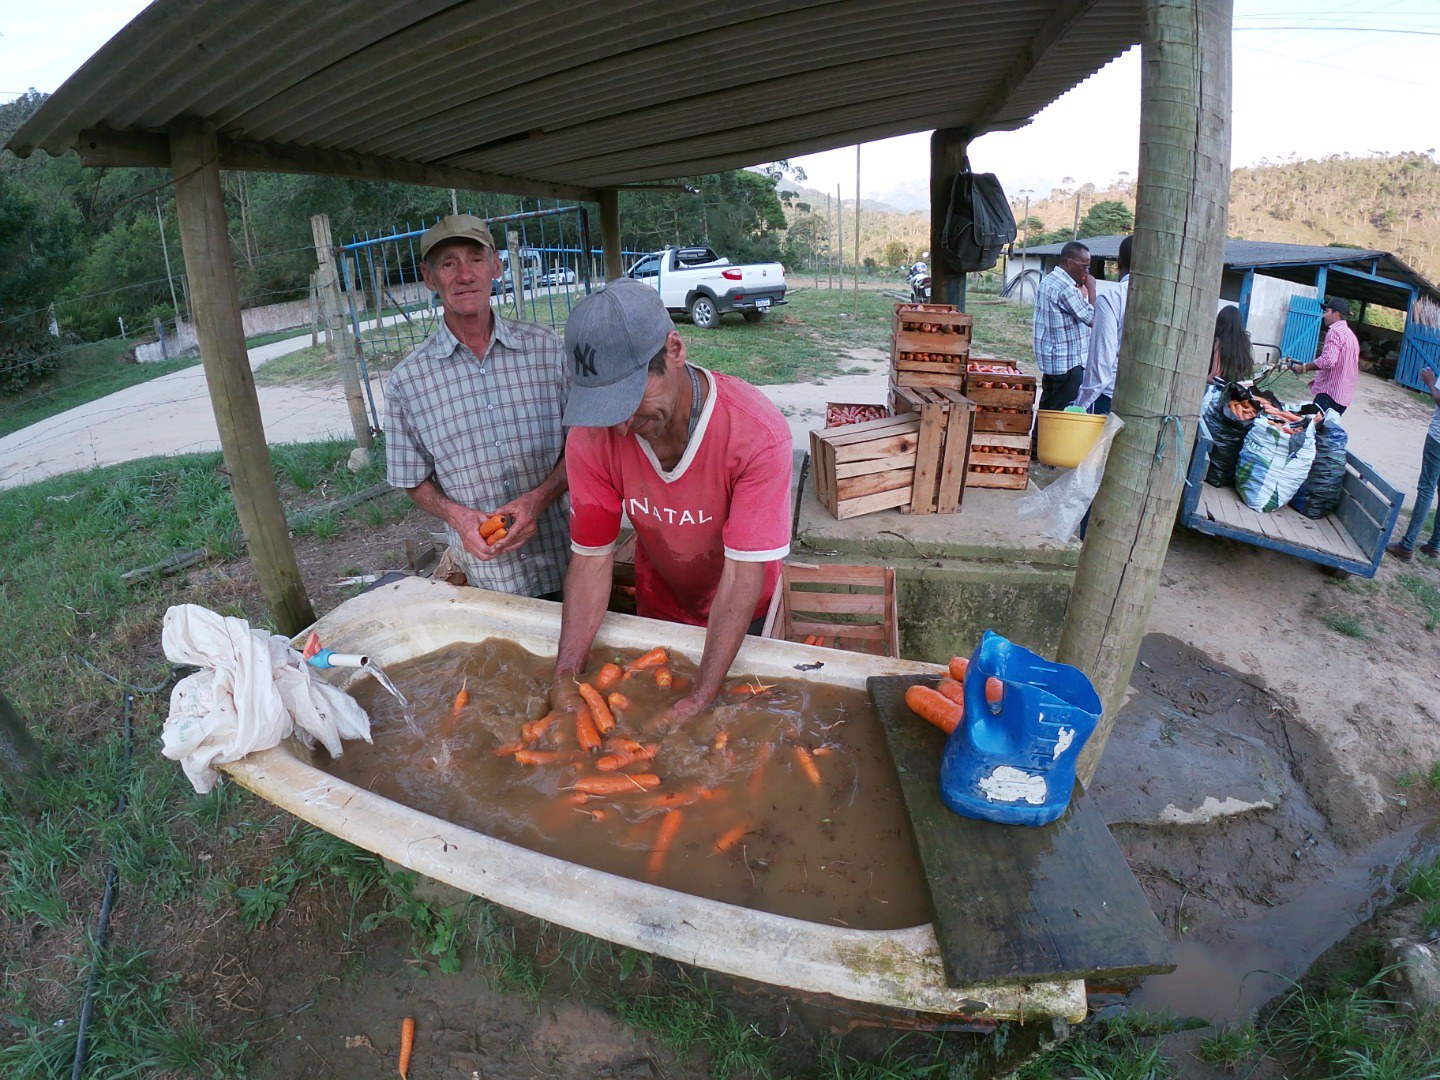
[552,279,793,728]
[1290,297,1359,414]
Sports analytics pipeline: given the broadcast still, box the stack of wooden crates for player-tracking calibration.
[962,358,1037,489]
[886,304,976,513]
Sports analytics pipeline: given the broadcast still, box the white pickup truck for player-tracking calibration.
[624,246,787,328]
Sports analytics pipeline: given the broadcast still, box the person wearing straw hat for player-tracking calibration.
[551,279,793,728]
[1289,297,1359,415]
[384,214,570,598]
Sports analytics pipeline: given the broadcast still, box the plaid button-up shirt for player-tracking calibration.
[1033,266,1094,375]
[385,314,570,596]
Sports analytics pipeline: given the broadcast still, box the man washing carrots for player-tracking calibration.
[551,279,794,728]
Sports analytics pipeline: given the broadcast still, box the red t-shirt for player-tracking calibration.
[567,369,793,626]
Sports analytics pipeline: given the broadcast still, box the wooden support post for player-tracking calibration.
[1063,0,1233,786]
[311,214,374,450]
[930,128,968,310]
[170,121,315,636]
[599,188,623,282]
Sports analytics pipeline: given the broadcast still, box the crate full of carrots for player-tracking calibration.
[891,303,973,386]
[966,432,1031,489]
[964,358,1038,435]
[762,562,900,658]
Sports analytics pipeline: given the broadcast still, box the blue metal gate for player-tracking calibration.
[1278,295,1322,363]
[1395,322,1440,392]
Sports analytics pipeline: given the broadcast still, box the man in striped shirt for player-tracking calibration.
[1290,297,1359,415]
[1033,241,1097,413]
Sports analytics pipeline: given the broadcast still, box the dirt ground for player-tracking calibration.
[131,369,1440,1077]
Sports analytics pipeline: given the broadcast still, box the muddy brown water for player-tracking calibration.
[320,638,933,931]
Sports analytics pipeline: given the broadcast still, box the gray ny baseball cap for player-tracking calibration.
[562,278,673,427]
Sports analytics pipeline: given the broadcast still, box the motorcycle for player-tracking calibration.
[906,262,931,303]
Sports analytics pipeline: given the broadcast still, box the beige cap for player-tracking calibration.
[419,214,496,259]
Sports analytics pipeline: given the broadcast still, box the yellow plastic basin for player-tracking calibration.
[1036,409,1105,468]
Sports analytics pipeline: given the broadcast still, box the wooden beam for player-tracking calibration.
[1061,0,1233,787]
[77,127,598,202]
[971,0,1107,134]
[311,213,374,451]
[170,120,316,637]
[599,188,623,283]
[929,129,968,309]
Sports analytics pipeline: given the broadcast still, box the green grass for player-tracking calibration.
[0,338,197,439]
[1323,613,1369,639]
[1392,572,1440,632]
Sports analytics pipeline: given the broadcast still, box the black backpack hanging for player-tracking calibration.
[940,157,1017,273]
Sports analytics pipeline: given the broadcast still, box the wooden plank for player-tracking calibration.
[791,619,887,642]
[833,485,914,520]
[895,356,969,373]
[966,471,1029,489]
[823,413,917,441]
[786,592,889,616]
[781,563,891,587]
[908,400,945,514]
[868,675,1174,985]
[974,412,1035,434]
[936,399,973,513]
[835,451,918,479]
[965,387,1037,410]
[971,432,1031,449]
[836,467,913,501]
[893,370,968,390]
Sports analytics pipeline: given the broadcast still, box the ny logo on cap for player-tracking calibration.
[573,342,597,377]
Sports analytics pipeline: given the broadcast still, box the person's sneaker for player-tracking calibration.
[1386,542,1414,561]
[1421,543,1440,559]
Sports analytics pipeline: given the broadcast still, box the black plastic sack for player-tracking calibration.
[1290,411,1348,518]
[940,159,1017,273]
[1203,385,1255,488]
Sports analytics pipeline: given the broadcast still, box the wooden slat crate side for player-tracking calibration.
[971,431,1032,450]
[893,304,971,328]
[764,563,900,658]
[834,485,914,519]
[836,465,914,501]
[835,451,919,480]
[821,413,913,442]
[966,469,1030,489]
[893,330,972,359]
[894,354,970,373]
[786,590,890,617]
[833,430,920,464]
[781,562,892,588]
[973,411,1034,434]
[935,400,975,513]
[892,369,968,391]
[969,450,1030,469]
[964,385,1038,410]
[908,398,948,513]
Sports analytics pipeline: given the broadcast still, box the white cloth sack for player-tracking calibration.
[161,604,371,793]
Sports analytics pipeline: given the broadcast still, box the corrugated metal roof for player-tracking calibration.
[7,0,1142,197]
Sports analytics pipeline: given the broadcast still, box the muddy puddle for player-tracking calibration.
[320,638,932,931]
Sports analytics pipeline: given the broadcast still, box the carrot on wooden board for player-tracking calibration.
[595,662,623,690]
[624,647,668,672]
[573,773,661,796]
[947,656,969,681]
[577,683,616,735]
[647,809,683,877]
[792,745,822,786]
[713,822,749,854]
[575,706,601,754]
[905,684,963,735]
[935,677,966,707]
[399,1016,415,1080]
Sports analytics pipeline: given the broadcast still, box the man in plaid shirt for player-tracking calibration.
[1033,241,1097,413]
[385,215,570,598]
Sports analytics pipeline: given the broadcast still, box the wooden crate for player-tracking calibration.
[888,384,975,513]
[967,432,1031,489]
[892,367,966,392]
[824,401,889,428]
[964,366,1038,435]
[810,414,920,520]
[892,303,973,365]
[762,562,900,658]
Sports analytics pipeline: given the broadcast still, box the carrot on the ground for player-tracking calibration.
[577,683,616,735]
[492,741,525,757]
[595,662,623,690]
[947,656,969,681]
[713,822,749,855]
[572,773,662,796]
[607,691,632,711]
[647,809,684,877]
[653,666,674,689]
[399,1016,415,1080]
[935,677,966,707]
[624,647,669,672]
[575,706,601,753]
[792,745,822,786]
[905,684,963,735]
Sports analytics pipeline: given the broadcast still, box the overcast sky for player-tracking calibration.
[3,0,1437,208]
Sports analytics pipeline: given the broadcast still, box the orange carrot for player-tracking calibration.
[490,527,507,542]
[575,706,601,754]
[522,713,558,743]
[648,809,683,877]
[576,807,609,822]
[514,749,582,766]
[559,791,593,806]
[604,737,651,755]
[479,513,512,540]
[747,741,775,796]
[607,691,632,712]
[905,684,963,735]
[985,676,1004,707]
[792,745,822,786]
[452,682,470,712]
[653,666,674,689]
[572,773,662,796]
[595,662,623,690]
[935,677,966,707]
[624,647,668,672]
[596,743,658,772]
[636,785,713,810]
[671,675,692,693]
[947,656,969,681]
[577,683,615,735]
[728,681,775,695]
[713,729,730,751]
[713,823,748,854]
[399,1016,415,1079]
[492,741,525,757]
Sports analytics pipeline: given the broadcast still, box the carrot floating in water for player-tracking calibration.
[607,691,632,712]
[577,683,615,735]
[575,706,601,754]
[713,729,730,751]
[648,810,683,877]
[947,656,969,681]
[792,745,822,786]
[576,807,609,822]
[636,785,713,810]
[522,713,558,743]
[671,675,692,693]
[559,791,593,806]
[728,681,775,696]
[514,749,581,766]
[985,676,1004,708]
[905,684,963,735]
[595,662,623,690]
[747,742,775,797]
[399,1016,415,1080]
[624,647,668,672]
[573,773,661,796]
[596,743,658,772]
[713,823,748,855]
[935,677,966,707]
[492,741,525,757]
[653,666,674,689]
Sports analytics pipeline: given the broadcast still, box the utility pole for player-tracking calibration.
[311,214,375,454]
[835,184,843,297]
[1072,190,1083,240]
[157,196,181,325]
[1018,189,1034,295]
[854,144,861,315]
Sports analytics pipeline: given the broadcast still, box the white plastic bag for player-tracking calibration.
[1015,413,1126,541]
[161,605,371,793]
